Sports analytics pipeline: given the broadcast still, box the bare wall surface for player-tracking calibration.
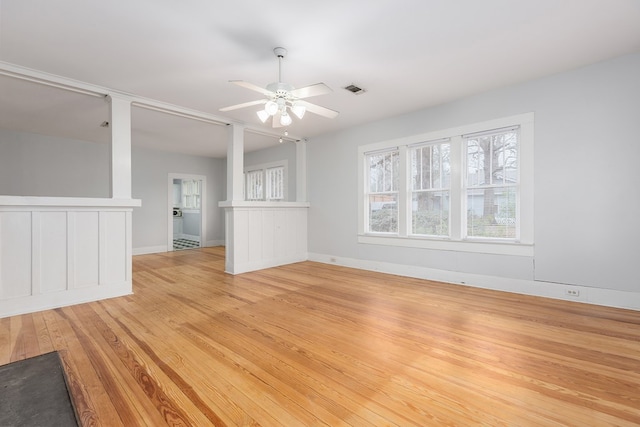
[0,129,109,197]
[307,52,640,294]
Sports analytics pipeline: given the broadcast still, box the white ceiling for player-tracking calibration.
[1,0,639,158]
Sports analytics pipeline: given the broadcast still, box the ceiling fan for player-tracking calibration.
[220,47,339,128]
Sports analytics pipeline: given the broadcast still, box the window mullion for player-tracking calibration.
[449,136,463,240]
[398,145,408,237]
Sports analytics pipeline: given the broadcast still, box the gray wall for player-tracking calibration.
[131,146,225,249]
[244,142,297,201]
[0,129,110,197]
[307,52,640,294]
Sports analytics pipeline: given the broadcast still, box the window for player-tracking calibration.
[245,169,264,200]
[358,113,533,255]
[244,161,287,201]
[182,179,201,209]
[410,140,450,236]
[366,149,399,233]
[465,127,518,239]
[265,166,285,200]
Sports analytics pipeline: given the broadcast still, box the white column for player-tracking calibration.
[108,94,132,199]
[227,124,244,201]
[223,124,245,274]
[296,139,307,202]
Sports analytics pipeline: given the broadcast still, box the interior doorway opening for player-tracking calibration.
[167,173,207,251]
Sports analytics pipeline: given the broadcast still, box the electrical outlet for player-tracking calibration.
[565,289,580,297]
[329,257,337,263]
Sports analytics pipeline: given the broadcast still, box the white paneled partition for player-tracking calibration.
[0,196,140,318]
[221,202,309,274]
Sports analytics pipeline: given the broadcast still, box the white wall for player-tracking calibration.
[307,52,640,307]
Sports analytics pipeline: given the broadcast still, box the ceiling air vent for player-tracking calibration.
[344,84,365,95]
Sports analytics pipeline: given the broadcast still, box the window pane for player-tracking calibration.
[182,180,201,208]
[467,130,518,187]
[467,186,516,238]
[368,150,399,193]
[266,166,284,200]
[411,143,450,190]
[368,195,397,233]
[245,170,263,200]
[411,191,449,236]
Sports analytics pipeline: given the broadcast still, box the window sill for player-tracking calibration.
[358,234,534,256]
[218,201,310,208]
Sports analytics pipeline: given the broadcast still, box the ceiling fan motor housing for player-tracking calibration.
[273,47,287,58]
[266,82,294,95]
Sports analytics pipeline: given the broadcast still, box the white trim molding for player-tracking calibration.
[357,112,534,256]
[308,252,640,311]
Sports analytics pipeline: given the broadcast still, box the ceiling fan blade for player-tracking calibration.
[290,83,332,99]
[219,99,266,112]
[230,80,273,96]
[296,100,339,118]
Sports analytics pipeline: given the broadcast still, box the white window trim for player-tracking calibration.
[243,160,288,202]
[357,113,534,256]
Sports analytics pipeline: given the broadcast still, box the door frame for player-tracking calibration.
[167,173,207,251]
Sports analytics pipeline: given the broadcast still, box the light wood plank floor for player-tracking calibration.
[2,246,640,426]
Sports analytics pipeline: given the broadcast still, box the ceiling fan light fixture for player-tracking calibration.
[280,112,292,126]
[264,100,278,115]
[291,103,306,119]
[221,47,339,128]
[257,110,270,123]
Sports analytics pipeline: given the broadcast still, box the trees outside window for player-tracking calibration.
[465,128,518,238]
[366,150,399,233]
[410,141,450,236]
[359,113,533,251]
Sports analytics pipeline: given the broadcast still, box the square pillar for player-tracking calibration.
[108,94,132,199]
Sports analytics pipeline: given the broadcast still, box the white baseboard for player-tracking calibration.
[307,252,640,311]
[133,245,168,255]
[227,254,308,275]
[0,283,133,318]
[133,241,223,255]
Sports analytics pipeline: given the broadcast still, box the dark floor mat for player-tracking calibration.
[0,352,78,426]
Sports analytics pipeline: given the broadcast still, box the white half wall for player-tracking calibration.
[0,196,140,318]
[221,202,309,274]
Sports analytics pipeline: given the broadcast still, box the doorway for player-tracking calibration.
[167,173,207,251]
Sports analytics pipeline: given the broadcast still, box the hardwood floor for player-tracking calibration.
[2,246,640,426]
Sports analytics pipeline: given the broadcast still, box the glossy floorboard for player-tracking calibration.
[1,246,639,426]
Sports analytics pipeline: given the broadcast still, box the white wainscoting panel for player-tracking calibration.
[38,211,68,294]
[220,202,309,274]
[102,211,127,285]
[73,211,100,288]
[0,196,140,318]
[0,211,32,299]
